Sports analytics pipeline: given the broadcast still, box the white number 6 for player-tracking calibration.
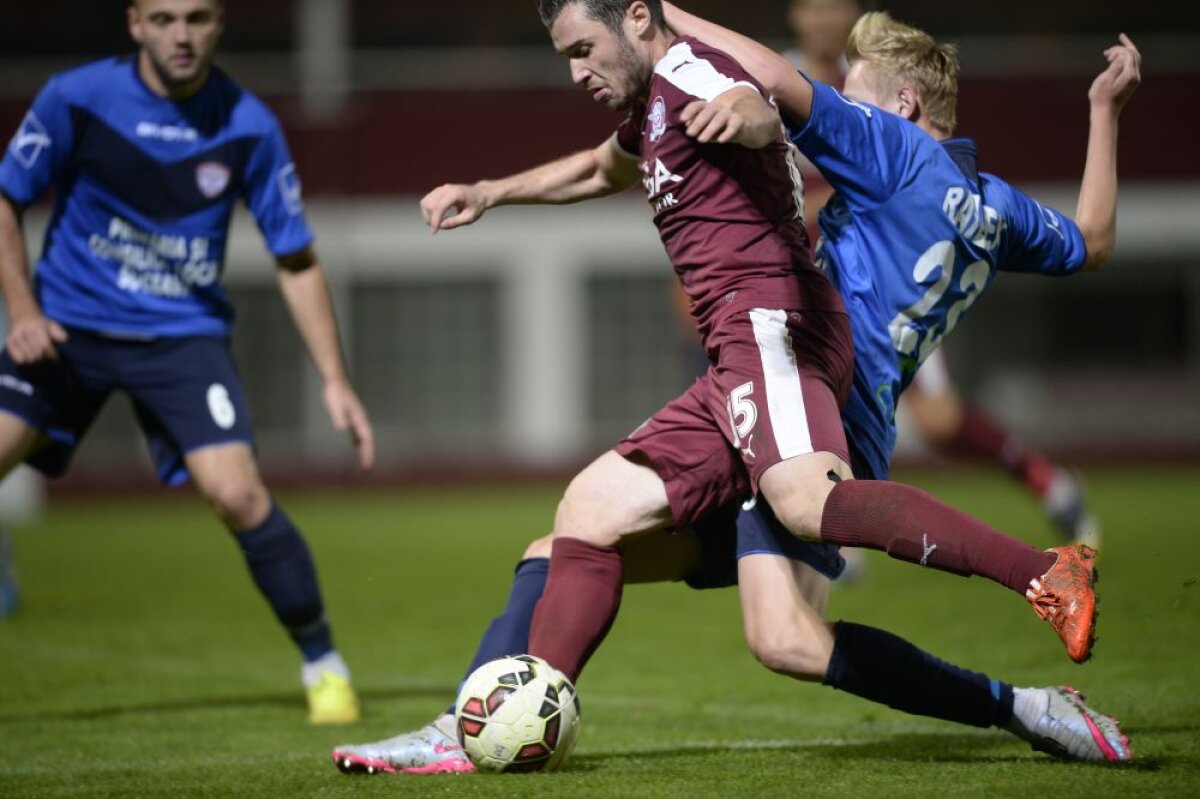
[207,383,237,430]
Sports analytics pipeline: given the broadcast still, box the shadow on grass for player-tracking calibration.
[0,685,451,724]
[567,731,1170,772]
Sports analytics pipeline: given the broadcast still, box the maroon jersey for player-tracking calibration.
[616,36,842,344]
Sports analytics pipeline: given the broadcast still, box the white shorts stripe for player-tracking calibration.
[749,308,813,459]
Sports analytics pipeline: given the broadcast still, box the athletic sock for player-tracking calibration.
[528,537,622,683]
[445,557,550,715]
[947,406,1056,498]
[301,649,351,687]
[819,480,1056,595]
[824,621,1014,728]
[235,503,333,662]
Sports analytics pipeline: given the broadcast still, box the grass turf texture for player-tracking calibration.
[1,466,1198,798]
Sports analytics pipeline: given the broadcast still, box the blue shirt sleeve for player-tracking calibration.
[786,77,911,208]
[0,77,75,206]
[241,116,314,258]
[994,180,1087,275]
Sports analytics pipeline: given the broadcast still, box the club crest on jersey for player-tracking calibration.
[195,161,231,199]
[648,96,668,142]
[10,111,51,169]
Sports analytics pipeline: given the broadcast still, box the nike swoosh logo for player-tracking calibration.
[672,60,693,73]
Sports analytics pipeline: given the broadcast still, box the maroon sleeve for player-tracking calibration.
[675,38,770,102]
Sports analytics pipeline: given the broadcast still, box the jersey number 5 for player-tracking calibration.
[727,381,758,449]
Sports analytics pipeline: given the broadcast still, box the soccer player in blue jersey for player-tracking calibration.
[783,0,1101,556]
[0,0,373,724]
[332,5,1138,773]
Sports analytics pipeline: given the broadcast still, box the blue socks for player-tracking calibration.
[824,621,1014,728]
[235,503,333,662]
[447,557,549,714]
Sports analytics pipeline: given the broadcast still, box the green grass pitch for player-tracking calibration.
[2,466,1198,797]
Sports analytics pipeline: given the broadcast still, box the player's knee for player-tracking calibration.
[552,487,620,547]
[745,629,827,681]
[204,479,271,530]
[523,534,554,560]
[772,496,827,542]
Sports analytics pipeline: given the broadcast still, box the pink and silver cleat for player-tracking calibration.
[332,714,475,775]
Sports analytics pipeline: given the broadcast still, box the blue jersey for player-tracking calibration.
[0,56,313,338]
[789,79,1088,480]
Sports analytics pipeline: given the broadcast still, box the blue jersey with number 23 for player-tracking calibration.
[787,78,1088,481]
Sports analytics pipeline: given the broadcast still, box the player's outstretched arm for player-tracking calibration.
[1075,33,1141,271]
[0,194,67,363]
[663,2,815,126]
[275,247,376,470]
[418,136,640,234]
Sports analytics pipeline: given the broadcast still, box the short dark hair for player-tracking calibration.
[538,0,664,32]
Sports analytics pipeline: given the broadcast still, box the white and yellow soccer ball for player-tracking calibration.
[454,654,581,773]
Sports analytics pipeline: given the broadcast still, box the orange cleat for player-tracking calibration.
[1026,545,1099,664]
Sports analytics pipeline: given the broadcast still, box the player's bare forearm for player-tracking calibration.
[1075,110,1118,271]
[484,140,634,207]
[276,257,375,468]
[663,2,813,125]
[0,196,39,321]
[0,195,68,362]
[275,257,351,386]
[1075,34,1140,271]
[421,137,637,233]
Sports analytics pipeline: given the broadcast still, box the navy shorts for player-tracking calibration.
[685,498,846,590]
[0,327,255,486]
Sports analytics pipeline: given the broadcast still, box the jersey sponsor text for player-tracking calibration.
[90,215,218,299]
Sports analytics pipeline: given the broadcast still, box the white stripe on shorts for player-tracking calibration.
[749,308,814,460]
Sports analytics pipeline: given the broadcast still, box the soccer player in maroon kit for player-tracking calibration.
[419,0,1097,684]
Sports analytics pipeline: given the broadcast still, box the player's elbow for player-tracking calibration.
[1081,228,1114,271]
[752,56,798,102]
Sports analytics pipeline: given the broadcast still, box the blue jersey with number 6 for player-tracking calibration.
[787,78,1087,481]
[0,56,313,339]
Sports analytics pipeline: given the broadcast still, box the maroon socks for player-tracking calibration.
[820,480,1056,594]
[946,406,1057,498]
[528,537,623,683]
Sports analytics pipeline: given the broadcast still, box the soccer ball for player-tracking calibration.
[454,654,581,773]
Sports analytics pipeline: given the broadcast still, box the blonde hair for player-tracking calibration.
[845,11,959,134]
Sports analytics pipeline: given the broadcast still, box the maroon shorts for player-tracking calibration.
[617,306,854,528]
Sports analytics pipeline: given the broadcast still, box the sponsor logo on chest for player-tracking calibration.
[136,121,199,142]
[640,157,683,213]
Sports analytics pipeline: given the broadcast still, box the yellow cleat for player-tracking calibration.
[307,671,361,725]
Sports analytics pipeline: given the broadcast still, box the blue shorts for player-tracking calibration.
[685,498,846,589]
[0,327,255,486]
